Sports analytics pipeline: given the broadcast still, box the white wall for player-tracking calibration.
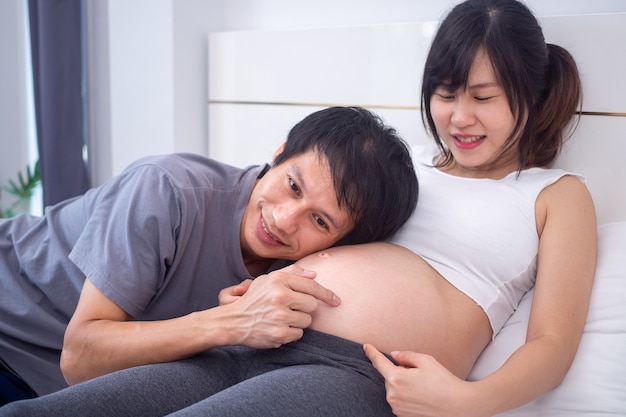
[3,1,626,189]
[85,0,175,182]
[197,0,626,30]
[97,0,625,184]
[0,0,35,210]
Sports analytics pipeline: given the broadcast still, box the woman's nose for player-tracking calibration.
[450,99,476,127]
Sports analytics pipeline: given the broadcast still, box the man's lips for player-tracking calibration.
[258,216,285,246]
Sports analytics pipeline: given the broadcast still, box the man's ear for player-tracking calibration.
[272,142,286,162]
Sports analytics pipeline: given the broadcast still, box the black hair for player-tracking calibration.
[421,0,582,169]
[273,106,418,244]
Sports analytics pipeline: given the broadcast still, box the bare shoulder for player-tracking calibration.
[535,174,596,236]
[541,174,592,201]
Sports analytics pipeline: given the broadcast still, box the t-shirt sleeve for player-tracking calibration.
[68,163,181,317]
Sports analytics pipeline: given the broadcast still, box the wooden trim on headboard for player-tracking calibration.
[208,100,419,111]
[209,100,626,118]
[580,111,626,118]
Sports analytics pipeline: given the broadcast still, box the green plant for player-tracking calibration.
[0,160,41,218]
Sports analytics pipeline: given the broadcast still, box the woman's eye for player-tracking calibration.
[436,92,455,100]
[475,96,494,102]
[289,178,301,195]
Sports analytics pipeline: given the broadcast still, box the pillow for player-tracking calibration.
[467,222,626,416]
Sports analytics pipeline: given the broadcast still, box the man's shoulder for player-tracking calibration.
[119,153,267,197]
[129,152,224,172]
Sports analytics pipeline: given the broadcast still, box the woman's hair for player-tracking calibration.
[272,106,418,245]
[421,0,582,169]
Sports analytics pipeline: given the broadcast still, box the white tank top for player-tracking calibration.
[391,145,583,336]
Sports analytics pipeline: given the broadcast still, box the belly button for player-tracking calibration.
[317,252,330,258]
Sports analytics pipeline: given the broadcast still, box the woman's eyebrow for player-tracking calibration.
[468,81,500,89]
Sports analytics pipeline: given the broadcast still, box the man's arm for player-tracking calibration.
[61,264,340,385]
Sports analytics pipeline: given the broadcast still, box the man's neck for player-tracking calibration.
[244,257,275,277]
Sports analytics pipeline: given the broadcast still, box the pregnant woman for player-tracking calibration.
[0,1,596,416]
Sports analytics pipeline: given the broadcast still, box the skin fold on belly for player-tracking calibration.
[296,242,492,377]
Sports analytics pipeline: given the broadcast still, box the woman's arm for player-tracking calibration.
[473,175,596,414]
[366,176,597,417]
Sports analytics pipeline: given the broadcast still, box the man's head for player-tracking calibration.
[241,106,418,265]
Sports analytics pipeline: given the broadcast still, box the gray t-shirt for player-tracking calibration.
[0,153,272,395]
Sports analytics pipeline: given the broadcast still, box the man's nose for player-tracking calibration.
[272,202,304,234]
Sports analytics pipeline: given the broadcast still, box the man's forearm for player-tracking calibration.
[60,308,234,385]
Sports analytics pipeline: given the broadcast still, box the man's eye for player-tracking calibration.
[289,178,301,195]
[314,215,329,230]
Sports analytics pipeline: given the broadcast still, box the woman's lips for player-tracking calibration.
[453,134,485,149]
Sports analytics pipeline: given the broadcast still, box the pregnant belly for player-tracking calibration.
[296,242,492,377]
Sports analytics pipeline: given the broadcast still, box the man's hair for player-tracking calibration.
[273,106,418,245]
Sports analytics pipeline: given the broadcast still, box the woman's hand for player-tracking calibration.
[364,344,478,417]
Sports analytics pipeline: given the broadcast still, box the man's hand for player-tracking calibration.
[219,264,340,348]
[218,279,253,305]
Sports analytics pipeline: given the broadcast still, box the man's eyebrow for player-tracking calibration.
[292,164,342,231]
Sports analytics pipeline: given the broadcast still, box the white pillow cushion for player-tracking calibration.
[467,222,626,416]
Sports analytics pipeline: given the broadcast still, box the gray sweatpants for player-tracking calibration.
[0,330,394,417]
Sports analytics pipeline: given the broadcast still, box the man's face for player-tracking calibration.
[240,150,354,264]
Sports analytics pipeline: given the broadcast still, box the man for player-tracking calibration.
[0,106,418,404]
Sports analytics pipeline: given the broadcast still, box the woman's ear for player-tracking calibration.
[272,142,286,162]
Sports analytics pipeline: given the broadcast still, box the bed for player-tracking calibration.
[207,13,626,416]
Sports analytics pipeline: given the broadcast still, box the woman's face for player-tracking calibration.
[430,49,519,178]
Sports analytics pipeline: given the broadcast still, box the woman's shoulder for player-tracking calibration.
[535,172,596,236]
[537,172,593,204]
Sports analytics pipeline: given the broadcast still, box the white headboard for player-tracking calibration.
[208,13,626,225]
